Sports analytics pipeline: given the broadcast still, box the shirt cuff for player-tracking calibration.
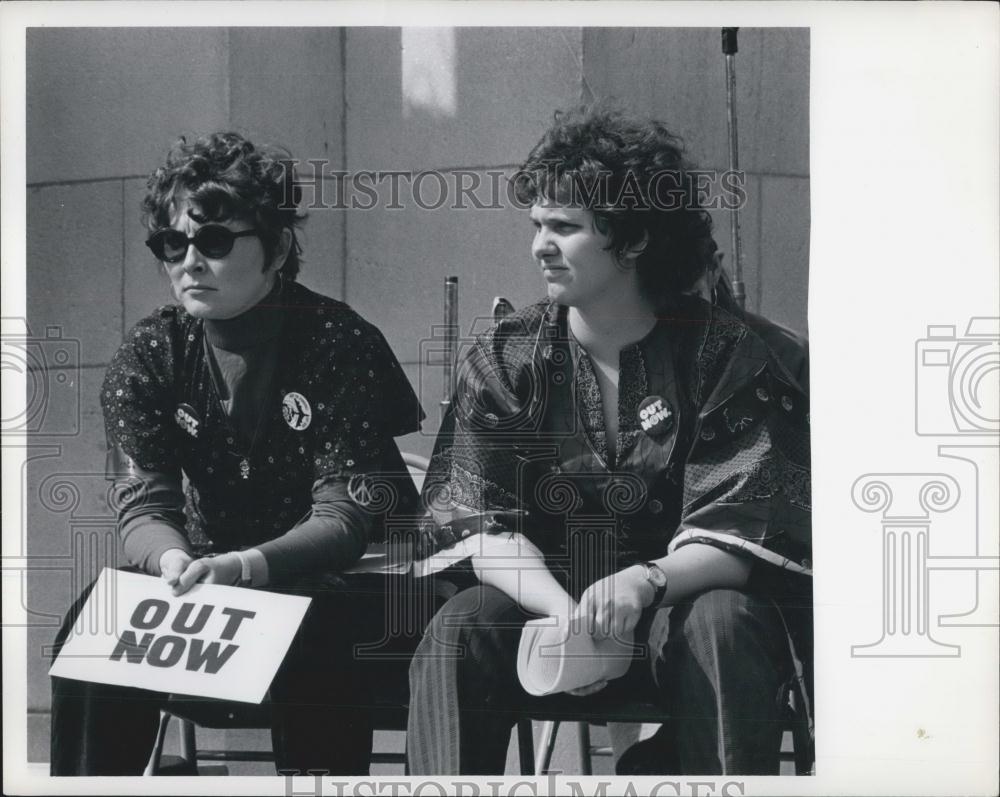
[242,547,270,587]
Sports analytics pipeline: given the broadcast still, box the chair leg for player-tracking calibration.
[787,676,815,775]
[517,718,535,775]
[792,718,814,775]
[576,722,592,776]
[143,711,173,776]
[535,720,560,775]
[178,716,197,771]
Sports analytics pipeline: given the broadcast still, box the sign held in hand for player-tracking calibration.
[49,569,310,704]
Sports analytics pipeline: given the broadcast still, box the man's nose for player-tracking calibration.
[532,228,557,260]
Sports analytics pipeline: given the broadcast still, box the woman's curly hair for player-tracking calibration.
[514,105,717,303]
[142,131,305,280]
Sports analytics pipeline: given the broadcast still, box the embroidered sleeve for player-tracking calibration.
[672,313,812,576]
[414,334,536,572]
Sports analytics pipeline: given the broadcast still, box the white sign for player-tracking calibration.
[49,569,311,704]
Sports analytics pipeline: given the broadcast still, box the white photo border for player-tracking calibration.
[3,2,998,795]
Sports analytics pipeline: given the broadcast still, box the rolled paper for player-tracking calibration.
[517,615,636,696]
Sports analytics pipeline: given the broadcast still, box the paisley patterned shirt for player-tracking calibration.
[415,296,811,600]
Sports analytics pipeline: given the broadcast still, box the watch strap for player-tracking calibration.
[642,561,668,607]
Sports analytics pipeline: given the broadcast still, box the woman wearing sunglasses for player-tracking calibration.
[50,132,424,775]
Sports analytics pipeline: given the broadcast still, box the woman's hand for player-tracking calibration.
[170,553,243,596]
[159,548,194,588]
[574,565,654,640]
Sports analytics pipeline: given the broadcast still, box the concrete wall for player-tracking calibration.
[23,26,808,769]
[583,28,810,331]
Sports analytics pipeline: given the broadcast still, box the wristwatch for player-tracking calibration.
[639,562,668,607]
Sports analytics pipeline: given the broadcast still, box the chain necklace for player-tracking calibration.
[202,276,285,481]
[203,337,278,481]
[234,365,276,480]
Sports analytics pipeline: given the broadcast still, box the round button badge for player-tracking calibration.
[638,395,674,438]
[282,392,312,431]
[174,403,201,438]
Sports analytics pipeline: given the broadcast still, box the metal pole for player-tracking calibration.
[722,27,747,310]
[441,276,458,411]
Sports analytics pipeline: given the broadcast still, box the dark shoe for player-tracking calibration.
[152,755,200,775]
[615,725,673,775]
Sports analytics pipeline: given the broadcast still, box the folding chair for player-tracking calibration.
[145,678,414,775]
[515,671,814,775]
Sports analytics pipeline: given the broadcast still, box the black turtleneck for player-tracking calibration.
[203,279,284,450]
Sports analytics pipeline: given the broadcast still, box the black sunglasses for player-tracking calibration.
[145,225,259,264]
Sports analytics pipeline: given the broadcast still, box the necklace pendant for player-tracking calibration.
[239,458,251,480]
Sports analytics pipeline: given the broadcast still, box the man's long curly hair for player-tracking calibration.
[514,105,718,304]
[142,132,305,280]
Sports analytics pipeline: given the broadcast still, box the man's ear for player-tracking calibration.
[267,228,294,274]
[618,233,649,266]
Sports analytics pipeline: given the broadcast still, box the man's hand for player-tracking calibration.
[564,566,654,698]
[170,553,242,596]
[574,565,654,640]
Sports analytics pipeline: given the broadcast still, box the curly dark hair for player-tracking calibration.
[142,132,305,280]
[514,105,717,302]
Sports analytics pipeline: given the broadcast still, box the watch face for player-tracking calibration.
[645,563,667,587]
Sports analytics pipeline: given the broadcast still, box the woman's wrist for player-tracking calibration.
[241,548,269,587]
[157,547,193,578]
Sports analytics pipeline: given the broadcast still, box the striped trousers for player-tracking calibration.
[407,585,793,775]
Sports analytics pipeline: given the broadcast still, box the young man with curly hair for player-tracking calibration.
[407,107,812,775]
